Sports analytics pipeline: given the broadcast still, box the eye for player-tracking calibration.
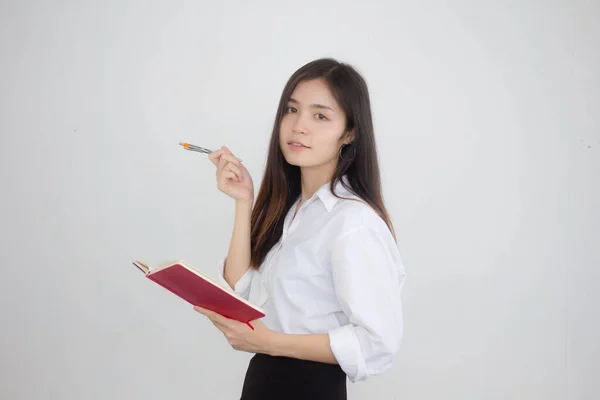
[315,113,328,121]
[285,107,297,113]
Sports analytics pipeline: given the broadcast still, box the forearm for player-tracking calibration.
[223,199,253,288]
[268,332,338,365]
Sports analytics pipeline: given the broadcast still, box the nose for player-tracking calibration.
[291,114,308,135]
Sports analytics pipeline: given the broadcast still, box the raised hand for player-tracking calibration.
[208,146,254,202]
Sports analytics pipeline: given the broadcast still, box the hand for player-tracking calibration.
[208,146,254,202]
[194,306,274,354]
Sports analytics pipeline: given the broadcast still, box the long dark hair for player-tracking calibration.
[249,58,396,269]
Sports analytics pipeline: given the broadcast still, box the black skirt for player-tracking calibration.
[240,353,347,400]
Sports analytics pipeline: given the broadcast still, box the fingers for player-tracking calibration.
[226,163,243,181]
[194,305,216,318]
[209,147,240,167]
[217,160,239,184]
[194,306,225,324]
[218,153,241,167]
[194,306,236,333]
[208,149,223,167]
[212,320,229,332]
[217,154,229,172]
[217,155,243,183]
[222,170,239,182]
[208,146,247,188]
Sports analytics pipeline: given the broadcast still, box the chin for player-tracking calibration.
[284,153,333,171]
[283,155,308,167]
[281,151,311,167]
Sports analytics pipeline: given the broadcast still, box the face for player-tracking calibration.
[279,78,352,172]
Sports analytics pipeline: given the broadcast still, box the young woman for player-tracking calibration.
[194,58,406,400]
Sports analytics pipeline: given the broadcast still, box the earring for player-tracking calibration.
[338,144,346,159]
[339,144,356,161]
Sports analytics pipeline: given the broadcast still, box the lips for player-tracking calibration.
[288,141,310,148]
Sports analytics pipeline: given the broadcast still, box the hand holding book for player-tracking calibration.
[193,305,275,353]
[132,260,265,328]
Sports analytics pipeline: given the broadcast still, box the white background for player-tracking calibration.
[1,1,598,399]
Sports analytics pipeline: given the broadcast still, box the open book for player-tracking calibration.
[132,260,265,326]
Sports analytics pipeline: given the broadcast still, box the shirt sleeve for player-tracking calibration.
[327,226,406,382]
[215,257,255,300]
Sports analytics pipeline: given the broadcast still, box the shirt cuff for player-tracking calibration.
[215,258,253,300]
[328,325,367,382]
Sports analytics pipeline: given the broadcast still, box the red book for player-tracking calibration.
[132,260,265,327]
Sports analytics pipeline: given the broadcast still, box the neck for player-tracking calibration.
[299,161,337,202]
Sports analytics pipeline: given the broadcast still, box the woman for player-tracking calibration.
[194,58,406,399]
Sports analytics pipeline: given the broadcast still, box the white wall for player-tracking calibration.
[1,1,598,399]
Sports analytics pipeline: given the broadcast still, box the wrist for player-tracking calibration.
[235,198,254,216]
[266,331,290,358]
[235,198,254,208]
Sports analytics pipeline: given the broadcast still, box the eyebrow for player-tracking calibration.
[288,98,335,112]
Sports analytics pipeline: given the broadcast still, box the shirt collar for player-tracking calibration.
[314,175,354,212]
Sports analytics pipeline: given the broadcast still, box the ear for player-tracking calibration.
[343,129,355,145]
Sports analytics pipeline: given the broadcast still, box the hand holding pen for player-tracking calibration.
[180,142,253,203]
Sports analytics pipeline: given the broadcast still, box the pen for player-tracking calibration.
[179,142,242,162]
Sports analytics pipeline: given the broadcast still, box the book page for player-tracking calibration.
[132,260,150,274]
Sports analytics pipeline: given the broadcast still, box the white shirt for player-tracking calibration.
[216,176,406,382]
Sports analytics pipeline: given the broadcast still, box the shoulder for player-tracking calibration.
[328,195,404,274]
[330,194,393,241]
